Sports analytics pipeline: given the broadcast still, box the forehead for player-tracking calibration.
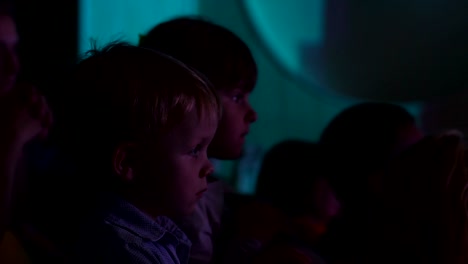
[0,15,18,44]
[219,85,252,96]
[175,109,218,133]
[148,111,215,156]
[158,109,217,144]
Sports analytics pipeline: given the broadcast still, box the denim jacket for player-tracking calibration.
[74,195,191,264]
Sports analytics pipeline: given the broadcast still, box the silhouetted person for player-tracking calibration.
[318,102,423,264]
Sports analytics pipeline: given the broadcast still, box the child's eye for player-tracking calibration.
[232,93,245,103]
[189,144,203,157]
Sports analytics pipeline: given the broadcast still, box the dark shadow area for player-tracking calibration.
[14,0,78,106]
[301,0,468,101]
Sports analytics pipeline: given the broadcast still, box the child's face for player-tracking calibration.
[137,110,217,216]
[208,88,257,159]
[311,179,341,222]
[395,124,424,155]
[291,180,340,244]
[0,15,19,96]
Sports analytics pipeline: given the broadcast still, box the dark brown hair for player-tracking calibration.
[256,140,325,217]
[139,16,257,93]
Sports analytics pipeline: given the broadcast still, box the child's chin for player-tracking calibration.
[174,203,197,217]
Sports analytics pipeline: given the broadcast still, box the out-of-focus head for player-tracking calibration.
[380,131,468,264]
[256,140,340,223]
[0,1,19,96]
[320,102,423,206]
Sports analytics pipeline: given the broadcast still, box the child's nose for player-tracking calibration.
[5,49,19,78]
[200,160,214,178]
[245,104,257,123]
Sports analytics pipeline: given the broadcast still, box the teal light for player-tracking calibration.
[243,0,324,81]
[78,0,199,55]
[77,0,423,193]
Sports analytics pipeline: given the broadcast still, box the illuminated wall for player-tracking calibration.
[78,0,198,55]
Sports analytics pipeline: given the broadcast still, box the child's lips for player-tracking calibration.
[196,188,208,198]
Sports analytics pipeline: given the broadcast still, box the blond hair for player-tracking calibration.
[60,42,221,174]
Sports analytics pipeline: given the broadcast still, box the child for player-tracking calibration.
[139,17,258,264]
[139,17,257,160]
[60,42,221,263]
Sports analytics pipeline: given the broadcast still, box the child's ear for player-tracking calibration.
[112,142,137,182]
